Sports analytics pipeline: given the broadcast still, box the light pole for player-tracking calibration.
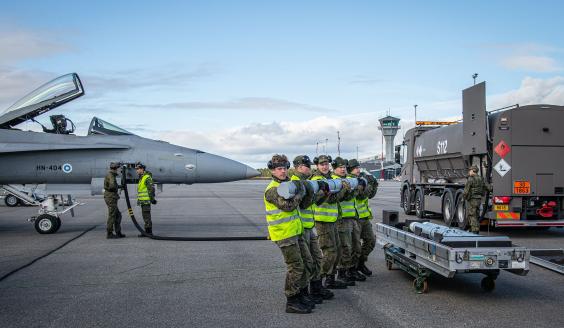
[337,131,341,157]
[472,73,478,85]
[414,104,418,127]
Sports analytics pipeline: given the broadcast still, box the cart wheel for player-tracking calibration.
[413,278,428,294]
[5,194,20,207]
[481,276,495,292]
[386,261,393,270]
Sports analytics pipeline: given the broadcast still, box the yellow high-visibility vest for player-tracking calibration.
[310,175,339,222]
[333,174,356,218]
[264,180,303,241]
[291,175,315,229]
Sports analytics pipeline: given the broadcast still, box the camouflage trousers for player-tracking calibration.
[104,196,122,234]
[466,198,481,233]
[303,227,322,282]
[316,221,341,277]
[336,218,355,270]
[356,218,376,263]
[275,235,311,297]
[141,204,152,230]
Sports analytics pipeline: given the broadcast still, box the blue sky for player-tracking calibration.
[1,1,563,167]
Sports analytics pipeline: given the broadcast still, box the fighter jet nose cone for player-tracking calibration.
[194,152,258,183]
[245,166,260,179]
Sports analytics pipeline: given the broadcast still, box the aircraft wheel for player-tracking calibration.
[53,217,62,233]
[481,276,496,292]
[5,194,20,207]
[34,214,59,234]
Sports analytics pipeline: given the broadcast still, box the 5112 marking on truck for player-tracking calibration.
[437,140,448,154]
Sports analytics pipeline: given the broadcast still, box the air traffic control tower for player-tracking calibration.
[378,116,401,162]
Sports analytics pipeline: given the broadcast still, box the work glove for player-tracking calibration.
[317,180,330,194]
[292,180,305,196]
[151,199,157,205]
[341,179,351,191]
[358,177,367,187]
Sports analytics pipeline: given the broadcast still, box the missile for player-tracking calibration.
[276,177,366,199]
[409,222,477,241]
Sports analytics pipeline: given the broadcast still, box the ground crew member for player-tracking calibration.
[104,162,125,239]
[136,162,156,236]
[332,157,365,284]
[347,159,377,276]
[311,155,350,289]
[463,165,491,234]
[264,154,314,314]
[291,155,334,302]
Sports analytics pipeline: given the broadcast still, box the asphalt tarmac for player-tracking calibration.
[0,181,563,328]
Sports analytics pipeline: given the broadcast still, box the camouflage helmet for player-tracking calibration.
[331,157,348,169]
[470,165,479,173]
[347,159,360,171]
[314,155,332,165]
[109,162,120,170]
[293,155,312,167]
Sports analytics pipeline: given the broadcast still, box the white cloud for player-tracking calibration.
[0,27,70,65]
[490,76,564,107]
[131,97,336,113]
[500,55,561,73]
[158,115,385,167]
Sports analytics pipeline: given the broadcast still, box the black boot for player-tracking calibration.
[286,295,312,314]
[357,260,372,276]
[338,269,355,286]
[324,274,347,289]
[303,286,322,305]
[299,288,316,309]
[311,280,334,300]
[116,232,126,238]
[146,227,153,236]
[349,268,366,282]
[106,232,118,239]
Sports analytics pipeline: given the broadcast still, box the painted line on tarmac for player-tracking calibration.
[0,225,98,283]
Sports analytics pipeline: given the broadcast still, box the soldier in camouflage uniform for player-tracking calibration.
[310,155,351,289]
[136,163,157,236]
[264,154,315,314]
[291,155,334,302]
[463,165,491,234]
[104,162,125,239]
[332,157,365,284]
[347,159,377,276]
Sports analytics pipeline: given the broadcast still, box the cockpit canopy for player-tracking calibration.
[88,117,133,136]
[0,73,84,129]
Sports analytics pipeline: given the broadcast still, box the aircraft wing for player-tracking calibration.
[0,142,130,153]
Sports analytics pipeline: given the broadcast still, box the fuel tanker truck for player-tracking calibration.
[398,81,564,229]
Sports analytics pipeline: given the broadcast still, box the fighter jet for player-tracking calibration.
[0,73,259,234]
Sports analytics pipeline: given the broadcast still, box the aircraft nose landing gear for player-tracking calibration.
[34,214,62,234]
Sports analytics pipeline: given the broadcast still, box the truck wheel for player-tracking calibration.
[415,190,425,218]
[402,188,414,215]
[442,189,455,226]
[5,194,20,207]
[34,214,59,234]
[455,194,468,229]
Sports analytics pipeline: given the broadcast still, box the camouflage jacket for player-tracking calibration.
[103,170,119,199]
[292,171,318,210]
[264,176,302,212]
[463,175,491,200]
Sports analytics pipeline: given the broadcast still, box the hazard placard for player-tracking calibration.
[494,159,511,177]
[494,140,510,158]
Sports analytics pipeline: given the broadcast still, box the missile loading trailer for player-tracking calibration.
[397,82,564,229]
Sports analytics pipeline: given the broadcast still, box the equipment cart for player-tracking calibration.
[376,222,530,293]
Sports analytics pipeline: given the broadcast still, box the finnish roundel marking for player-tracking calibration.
[62,163,73,173]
